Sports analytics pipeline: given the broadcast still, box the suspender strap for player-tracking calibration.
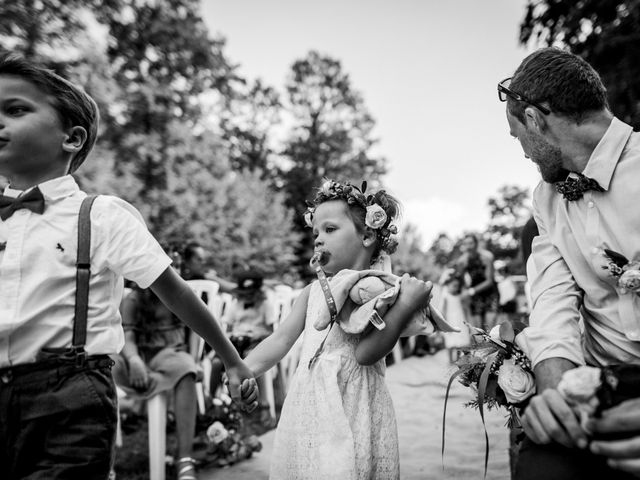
[72,195,98,356]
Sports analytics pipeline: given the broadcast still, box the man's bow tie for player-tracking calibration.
[0,187,45,220]
[555,173,604,201]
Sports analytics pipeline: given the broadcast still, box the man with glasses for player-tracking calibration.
[499,47,640,479]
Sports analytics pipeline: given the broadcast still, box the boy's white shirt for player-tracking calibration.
[0,175,171,367]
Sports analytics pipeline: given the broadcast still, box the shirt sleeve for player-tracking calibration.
[521,191,585,368]
[92,196,172,289]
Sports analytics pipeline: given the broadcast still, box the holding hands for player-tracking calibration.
[224,362,259,413]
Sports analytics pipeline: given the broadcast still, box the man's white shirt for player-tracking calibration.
[522,117,640,368]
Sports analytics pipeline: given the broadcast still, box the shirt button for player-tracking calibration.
[587,201,595,208]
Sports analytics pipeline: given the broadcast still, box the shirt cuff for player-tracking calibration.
[134,256,172,289]
[521,327,586,369]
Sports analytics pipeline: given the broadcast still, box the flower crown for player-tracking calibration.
[304,179,399,255]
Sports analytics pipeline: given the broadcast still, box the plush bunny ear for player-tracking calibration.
[361,181,367,194]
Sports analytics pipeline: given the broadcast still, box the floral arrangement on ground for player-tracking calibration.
[194,391,264,468]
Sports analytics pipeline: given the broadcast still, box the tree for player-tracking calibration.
[520,0,640,128]
[393,224,441,282]
[278,51,387,273]
[483,185,532,273]
[217,79,283,173]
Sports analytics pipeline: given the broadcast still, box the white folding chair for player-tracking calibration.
[145,280,221,480]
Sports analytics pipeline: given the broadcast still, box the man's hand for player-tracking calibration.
[225,362,259,413]
[128,355,149,391]
[588,398,640,477]
[521,388,588,448]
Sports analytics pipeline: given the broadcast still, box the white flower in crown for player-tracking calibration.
[365,204,387,229]
[304,209,314,228]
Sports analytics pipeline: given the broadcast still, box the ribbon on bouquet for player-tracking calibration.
[441,351,499,480]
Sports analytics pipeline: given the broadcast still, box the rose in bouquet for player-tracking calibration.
[442,320,534,476]
[557,364,640,439]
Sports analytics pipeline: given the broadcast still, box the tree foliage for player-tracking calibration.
[0,0,299,277]
[278,51,387,273]
[520,0,640,128]
[484,185,532,273]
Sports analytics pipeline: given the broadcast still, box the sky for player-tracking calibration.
[201,0,540,248]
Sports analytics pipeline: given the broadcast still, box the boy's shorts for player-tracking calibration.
[0,356,117,480]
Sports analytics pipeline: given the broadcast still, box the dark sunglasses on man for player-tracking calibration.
[497,77,551,115]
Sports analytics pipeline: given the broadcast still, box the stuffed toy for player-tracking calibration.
[312,267,459,336]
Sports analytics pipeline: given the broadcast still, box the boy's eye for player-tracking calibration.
[7,106,28,115]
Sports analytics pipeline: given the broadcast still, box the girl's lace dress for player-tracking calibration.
[270,281,400,479]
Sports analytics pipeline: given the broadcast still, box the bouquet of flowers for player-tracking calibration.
[602,248,640,294]
[442,321,535,475]
[195,391,263,468]
[558,364,640,438]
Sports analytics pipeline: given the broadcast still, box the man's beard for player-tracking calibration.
[529,135,569,183]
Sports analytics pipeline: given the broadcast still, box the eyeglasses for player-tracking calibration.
[497,77,551,115]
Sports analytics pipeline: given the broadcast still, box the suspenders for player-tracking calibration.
[69,195,98,367]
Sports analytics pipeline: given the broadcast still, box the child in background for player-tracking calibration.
[244,180,433,479]
[438,275,471,363]
[0,54,256,479]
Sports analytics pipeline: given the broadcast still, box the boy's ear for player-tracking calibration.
[62,126,88,154]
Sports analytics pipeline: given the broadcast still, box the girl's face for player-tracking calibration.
[312,200,372,275]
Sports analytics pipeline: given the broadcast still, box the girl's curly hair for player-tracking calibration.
[304,179,401,263]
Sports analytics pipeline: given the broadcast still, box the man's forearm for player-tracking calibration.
[534,357,578,391]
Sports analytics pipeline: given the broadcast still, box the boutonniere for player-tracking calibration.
[602,248,640,294]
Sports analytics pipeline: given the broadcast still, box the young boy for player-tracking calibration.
[0,53,257,479]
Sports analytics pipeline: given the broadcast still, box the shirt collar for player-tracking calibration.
[3,175,80,200]
[582,117,633,191]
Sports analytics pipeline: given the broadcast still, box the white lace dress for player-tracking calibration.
[270,281,400,480]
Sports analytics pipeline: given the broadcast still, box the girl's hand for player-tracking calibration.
[225,362,259,413]
[397,274,433,313]
[128,355,149,391]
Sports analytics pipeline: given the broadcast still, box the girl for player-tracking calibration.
[245,180,433,479]
[437,274,471,363]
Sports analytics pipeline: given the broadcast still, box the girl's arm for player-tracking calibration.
[355,275,433,366]
[244,285,310,377]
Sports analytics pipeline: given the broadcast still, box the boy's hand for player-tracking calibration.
[397,274,433,313]
[128,355,149,391]
[225,363,259,412]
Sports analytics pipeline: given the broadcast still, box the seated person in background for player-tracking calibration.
[113,251,201,480]
[211,271,276,424]
[182,241,236,293]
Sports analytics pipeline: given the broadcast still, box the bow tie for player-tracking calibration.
[0,187,46,220]
[555,173,604,201]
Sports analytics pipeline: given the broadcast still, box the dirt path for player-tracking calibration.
[201,350,511,479]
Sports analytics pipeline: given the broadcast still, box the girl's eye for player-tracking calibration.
[325,226,336,233]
